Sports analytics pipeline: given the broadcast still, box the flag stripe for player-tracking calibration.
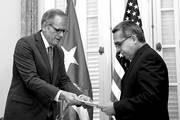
[114,59,125,79]
[111,79,121,100]
[111,59,124,101]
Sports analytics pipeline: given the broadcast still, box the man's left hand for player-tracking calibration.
[100,102,115,116]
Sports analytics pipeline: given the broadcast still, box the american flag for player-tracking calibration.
[111,0,142,119]
[123,0,142,27]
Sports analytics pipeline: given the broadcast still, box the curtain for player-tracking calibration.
[21,0,38,36]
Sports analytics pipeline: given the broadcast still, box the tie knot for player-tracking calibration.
[48,46,53,52]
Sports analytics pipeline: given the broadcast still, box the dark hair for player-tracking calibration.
[112,20,145,42]
[41,9,67,27]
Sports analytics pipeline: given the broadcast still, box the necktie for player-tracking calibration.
[47,46,53,70]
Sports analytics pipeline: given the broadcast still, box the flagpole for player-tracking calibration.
[109,1,116,120]
[109,0,113,83]
[60,100,63,120]
[151,0,155,49]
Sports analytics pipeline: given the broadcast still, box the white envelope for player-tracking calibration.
[77,99,99,107]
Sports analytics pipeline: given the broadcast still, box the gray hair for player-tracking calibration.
[112,20,145,42]
[41,9,67,27]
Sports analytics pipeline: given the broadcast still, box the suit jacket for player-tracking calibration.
[4,31,82,120]
[114,44,169,120]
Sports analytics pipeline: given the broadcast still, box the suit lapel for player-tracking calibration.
[34,31,52,77]
[121,44,149,92]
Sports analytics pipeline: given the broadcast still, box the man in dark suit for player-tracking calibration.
[4,9,90,120]
[101,21,169,120]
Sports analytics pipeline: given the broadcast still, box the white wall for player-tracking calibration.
[0,0,21,117]
[38,0,56,29]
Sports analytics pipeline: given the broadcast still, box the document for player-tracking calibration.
[77,99,99,108]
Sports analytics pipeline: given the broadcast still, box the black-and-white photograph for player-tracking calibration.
[0,0,179,120]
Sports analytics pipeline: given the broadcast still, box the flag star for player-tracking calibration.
[131,19,134,22]
[132,12,136,16]
[127,9,131,14]
[61,46,79,72]
[136,21,140,26]
[129,2,133,6]
[125,17,129,20]
[134,5,138,9]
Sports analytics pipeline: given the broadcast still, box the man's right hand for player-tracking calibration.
[59,90,81,106]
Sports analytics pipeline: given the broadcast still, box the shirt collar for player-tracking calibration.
[40,31,50,49]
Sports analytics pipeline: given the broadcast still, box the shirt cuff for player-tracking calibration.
[54,90,62,102]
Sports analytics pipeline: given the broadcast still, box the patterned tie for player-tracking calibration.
[47,46,53,70]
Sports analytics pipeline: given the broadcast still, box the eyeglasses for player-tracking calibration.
[49,24,67,34]
[114,36,132,48]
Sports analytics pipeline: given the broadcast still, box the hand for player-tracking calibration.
[100,102,115,116]
[77,94,93,108]
[78,94,92,102]
[59,90,81,106]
